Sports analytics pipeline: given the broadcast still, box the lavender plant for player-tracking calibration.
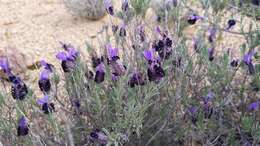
[0,0,259,145]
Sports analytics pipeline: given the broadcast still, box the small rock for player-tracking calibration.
[64,0,106,20]
[0,47,37,80]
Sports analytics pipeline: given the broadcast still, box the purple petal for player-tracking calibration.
[248,101,260,111]
[155,26,161,34]
[40,70,50,80]
[243,50,256,65]
[188,106,198,114]
[0,58,10,72]
[203,91,214,103]
[143,49,154,61]
[107,45,118,59]
[67,47,79,58]
[104,0,111,8]
[56,52,67,61]
[37,95,49,106]
[18,116,27,127]
[40,60,48,67]
[96,63,105,72]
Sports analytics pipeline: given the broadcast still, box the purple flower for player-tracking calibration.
[119,24,127,37]
[37,95,55,114]
[143,49,155,62]
[243,50,256,65]
[38,70,51,93]
[208,26,217,43]
[90,129,108,145]
[248,101,260,111]
[56,43,79,72]
[138,25,146,42]
[107,44,119,61]
[208,47,215,61]
[143,49,165,82]
[11,77,28,100]
[56,52,75,73]
[243,50,256,74]
[128,72,146,87]
[107,45,126,77]
[186,106,198,124]
[147,62,165,82]
[112,25,118,33]
[94,63,105,84]
[17,116,29,136]
[152,35,173,59]
[201,91,214,119]
[187,14,203,25]
[122,0,129,11]
[104,0,114,15]
[202,91,214,104]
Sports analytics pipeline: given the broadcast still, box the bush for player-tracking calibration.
[0,0,259,145]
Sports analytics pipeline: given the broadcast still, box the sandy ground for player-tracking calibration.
[0,0,112,82]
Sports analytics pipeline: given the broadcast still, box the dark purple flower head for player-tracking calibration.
[251,0,260,5]
[227,19,236,30]
[138,25,146,42]
[230,59,239,67]
[119,24,127,37]
[38,62,52,93]
[186,106,198,124]
[104,0,114,15]
[202,91,214,104]
[147,63,165,82]
[128,72,146,87]
[73,99,81,109]
[144,49,164,82]
[92,56,104,68]
[90,129,108,145]
[94,63,105,83]
[208,47,215,61]
[112,25,119,33]
[11,77,28,100]
[248,101,260,111]
[208,26,217,43]
[17,116,29,136]
[122,0,129,11]
[187,14,203,25]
